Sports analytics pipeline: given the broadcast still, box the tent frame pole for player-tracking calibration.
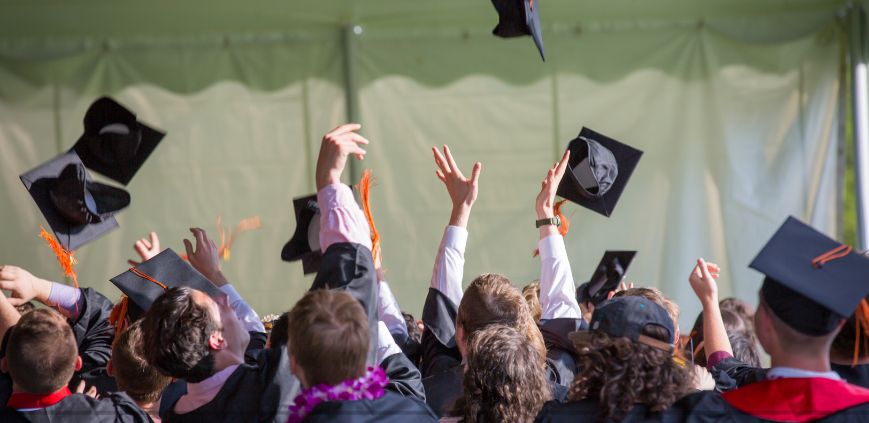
[850,4,869,249]
[341,24,362,185]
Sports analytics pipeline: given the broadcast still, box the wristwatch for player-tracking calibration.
[535,215,562,228]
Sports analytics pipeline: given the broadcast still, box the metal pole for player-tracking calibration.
[341,24,362,184]
[850,5,869,249]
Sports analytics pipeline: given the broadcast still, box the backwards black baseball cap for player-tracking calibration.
[570,296,675,353]
[750,216,869,336]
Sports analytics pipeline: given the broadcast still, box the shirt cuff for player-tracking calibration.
[537,235,566,260]
[443,226,468,254]
[707,351,734,369]
[46,282,83,319]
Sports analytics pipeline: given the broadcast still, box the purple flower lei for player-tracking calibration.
[287,366,388,423]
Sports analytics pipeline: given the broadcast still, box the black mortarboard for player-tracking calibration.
[575,251,636,306]
[750,216,869,336]
[491,0,545,61]
[20,151,129,251]
[281,194,323,274]
[70,97,165,185]
[556,128,643,217]
[110,248,225,320]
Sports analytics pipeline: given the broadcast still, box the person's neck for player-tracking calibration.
[771,351,833,373]
[211,350,244,373]
[137,400,161,422]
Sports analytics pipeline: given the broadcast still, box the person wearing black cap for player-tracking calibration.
[0,296,150,422]
[535,296,694,422]
[679,217,869,422]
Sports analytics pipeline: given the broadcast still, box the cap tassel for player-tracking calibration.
[38,226,78,288]
[357,170,381,264]
[109,296,129,343]
[811,244,852,268]
[217,216,262,261]
[852,299,869,367]
[532,199,570,257]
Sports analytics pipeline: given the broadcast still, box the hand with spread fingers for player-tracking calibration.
[128,231,161,266]
[0,265,52,307]
[315,123,370,190]
[431,145,482,228]
[184,228,228,286]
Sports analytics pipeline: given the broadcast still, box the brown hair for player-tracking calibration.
[455,324,552,423]
[112,321,172,404]
[287,290,369,386]
[7,308,78,394]
[569,326,693,422]
[522,281,542,322]
[457,274,547,361]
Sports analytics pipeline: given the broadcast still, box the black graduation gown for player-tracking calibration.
[709,357,768,392]
[0,392,150,423]
[534,397,687,423]
[419,288,568,417]
[676,377,869,423]
[381,351,426,401]
[831,363,869,389]
[538,317,588,386]
[301,391,437,422]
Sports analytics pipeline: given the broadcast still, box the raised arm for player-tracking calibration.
[688,258,732,365]
[430,145,480,305]
[535,151,581,320]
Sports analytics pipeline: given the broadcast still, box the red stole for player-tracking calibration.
[6,387,72,409]
[722,377,869,422]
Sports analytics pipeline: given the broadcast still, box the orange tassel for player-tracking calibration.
[109,296,129,344]
[532,200,571,257]
[853,299,869,367]
[357,170,381,264]
[38,226,78,288]
[215,216,262,261]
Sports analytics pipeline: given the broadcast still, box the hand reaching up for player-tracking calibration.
[432,145,482,228]
[128,232,161,266]
[689,258,721,306]
[0,265,52,306]
[184,228,228,286]
[535,149,570,219]
[315,123,369,190]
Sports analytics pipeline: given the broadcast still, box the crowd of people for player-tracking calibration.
[2,122,869,422]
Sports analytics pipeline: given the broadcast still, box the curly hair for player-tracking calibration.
[140,287,217,383]
[522,281,542,322]
[569,325,693,422]
[457,274,547,361]
[454,324,551,423]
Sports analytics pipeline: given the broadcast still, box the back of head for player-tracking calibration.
[614,287,680,325]
[457,324,551,423]
[112,320,172,404]
[522,281,542,322]
[7,308,77,394]
[570,322,691,421]
[458,274,546,360]
[287,289,369,386]
[139,287,217,383]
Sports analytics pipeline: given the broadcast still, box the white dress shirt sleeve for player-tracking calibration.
[375,321,403,365]
[378,281,408,338]
[220,284,265,333]
[430,225,467,307]
[538,234,581,320]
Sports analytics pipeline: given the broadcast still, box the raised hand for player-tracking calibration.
[432,145,482,228]
[689,258,721,306]
[0,265,52,306]
[535,150,570,219]
[184,228,228,286]
[315,123,369,190]
[128,232,161,266]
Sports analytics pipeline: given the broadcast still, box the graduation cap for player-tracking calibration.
[281,194,323,274]
[20,151,129,251]
[576,251,636,306]
[70,97,165,185]
[750,216,869,336]
[491,0,545,61]
[110,248,225,324]
[556,128,643,217]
